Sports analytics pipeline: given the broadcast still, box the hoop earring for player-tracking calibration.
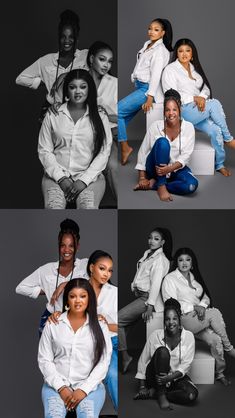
[65,304,70,311]
[65,96,70,102]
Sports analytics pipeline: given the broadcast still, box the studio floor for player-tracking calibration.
[118,141,235,209]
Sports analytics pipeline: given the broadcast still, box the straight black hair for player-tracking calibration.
[63,278,106,370]
[152,18,173,52]
[87,41,113,69]
[150,227,173,261]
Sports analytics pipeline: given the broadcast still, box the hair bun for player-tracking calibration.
[60,218,80,240]
[164,89,181,101]
[60,9,79,24]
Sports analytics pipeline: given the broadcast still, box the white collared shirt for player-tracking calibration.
[97,74,117,128]
[38,103,112,185]
[162,268,210,314]
[135,119,195,171]
[15,49,89,104]
[38,312,112,394]
[131,247,170,312]
[15,258,88,313]
[131,38,170,103]
[136,327,195,379]
[97,282,117,338]
[162,59,211,105]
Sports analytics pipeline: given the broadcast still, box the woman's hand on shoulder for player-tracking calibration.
[193,305,206,321]
[98,314,108,325]
[50,282,68,305]
[194,96,206,112]
[47,311,62,324]
[48,101,62,116]
[142,95,154,113]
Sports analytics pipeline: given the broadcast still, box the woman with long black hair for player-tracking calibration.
[38,278,112,418]
[162,247,235,385]
[162,38,235,176]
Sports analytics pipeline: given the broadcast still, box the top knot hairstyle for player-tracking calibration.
[59,218,80,242]
[152,18,173,52]
[164,88,181,114]
[58,9,80,40]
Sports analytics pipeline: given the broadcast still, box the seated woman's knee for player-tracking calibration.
[187,386,198,403]
[186,176,198,194]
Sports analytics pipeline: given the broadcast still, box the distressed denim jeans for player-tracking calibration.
[118,80,149,141]
[42,383,105,418]
[182,99,233,170]
[182,308,233,379]
[42,174,105,209]
[104,335,118,411]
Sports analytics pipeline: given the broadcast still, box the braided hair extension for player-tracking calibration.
[164,298,182,364]
[163,89,182,155]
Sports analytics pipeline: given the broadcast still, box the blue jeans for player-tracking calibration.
[182,99,233,170]
[39,309,51,338]
[41,383,105,418]
[118,80,149,141]
[104,336,118,411]
[146,137,198,195]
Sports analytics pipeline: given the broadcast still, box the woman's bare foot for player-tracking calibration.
[121,141,133,165]
[218,167,232,176]
[157,185,173,202]
[218,376,231,386]
[225,139,235,149]
[157,393,172,410]
[122,351,133,374]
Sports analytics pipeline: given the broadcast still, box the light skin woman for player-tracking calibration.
[162,39,235,176]
[118,18,172,165]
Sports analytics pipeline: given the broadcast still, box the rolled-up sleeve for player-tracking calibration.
[16,59,42,89]
[176,123,195,168]
[16,267,43,299]
[135,125,155,171]
[135,337,153,380]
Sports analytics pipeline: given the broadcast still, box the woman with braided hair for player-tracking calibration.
[15,218,88,336]
[16,9,88,122]
[134,298,198,410]
[134,89,198,201]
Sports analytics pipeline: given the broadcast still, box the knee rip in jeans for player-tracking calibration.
[79,399,94,418]
[77,190,95,209]
[48,397,64,418]
[47,187,65,209]
[189,183,196,192]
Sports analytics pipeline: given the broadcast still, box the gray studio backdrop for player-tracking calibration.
[118,0,235,141]
[1,209,117,418]
[118,209,235,376]
[1,0,117,208]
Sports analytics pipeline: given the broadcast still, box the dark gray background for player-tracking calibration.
[1,0,117,208]
[0,209,117,418]
[118,0,235,140]
[118,209,235,377]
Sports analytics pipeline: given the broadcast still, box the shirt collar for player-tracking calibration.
[159,326,187,345]
[52,49,81,66]
[159,119,186,137]
[143,38,163,50]
[175,268,194,282]
[175,58,195,73]
[58,103,89,119]
[60,311,89,328]
[51,258,82,275]
[143,247,163,260]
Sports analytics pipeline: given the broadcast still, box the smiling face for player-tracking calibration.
[90,257,113,286]
[148,21,165,43]
[90,49,113,77]
[177,44,193,66]
[177,253,192,275]
[164,308,180,334]
[164,99,180,124]
[148,231,165,251]
[67,78,88,105]
[59,25,75,53]
[59,233,77,263]
[67,287,89,314]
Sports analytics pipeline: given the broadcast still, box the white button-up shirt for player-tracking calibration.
[16,49,89,104]
[38,103,112,185]
[131,38,170,103]
[131,247,170,312]
[136,327,195,379]
[162,59,211,105]
[135,119,195,171]
[97,282,117,338]
[38,312,112,394]
[97,74,117,128]
[162,268,210,314]
[15,258,88,313]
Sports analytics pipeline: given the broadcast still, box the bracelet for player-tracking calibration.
[58,385,67,393]
[57,176,68,184]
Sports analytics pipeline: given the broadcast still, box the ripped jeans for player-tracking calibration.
[182,99,233,170]
[182,308,234,379]
[42,174,105,209]
[42,383,105,418]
